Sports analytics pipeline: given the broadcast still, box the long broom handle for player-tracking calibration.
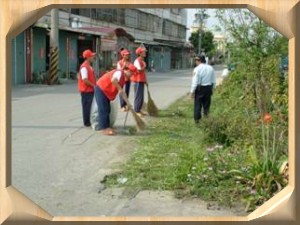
[146,84,151,99]
[123,111,129,128]
[119,91,132,109]
[120,91,145,130]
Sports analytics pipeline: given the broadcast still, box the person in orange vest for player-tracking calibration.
[117,49,132,112]
[95,63,137,135]
[78,49,97,127]
[132,47,148,117]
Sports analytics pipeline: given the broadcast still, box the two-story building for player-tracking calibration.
[11,8,191,85]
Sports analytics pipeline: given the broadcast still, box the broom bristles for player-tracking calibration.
[119,92,146,131]
[147,90,159,116]
[142,101,147,111]
[130,109,146,131]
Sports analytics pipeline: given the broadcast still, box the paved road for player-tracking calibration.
[11,66,241,217]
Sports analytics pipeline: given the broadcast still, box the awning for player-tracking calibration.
[135,39,173,47]
[153,38,186,48]
[79,27,135,41]
[34,23,135,41]
[78,27,115,35]
[60,26,109,36]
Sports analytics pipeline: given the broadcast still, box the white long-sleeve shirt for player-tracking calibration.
[190,64,216,93]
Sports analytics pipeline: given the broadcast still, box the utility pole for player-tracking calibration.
[198,11,202,55]
[195,9,206,55]
[47,8,59,85]
[198,32,201,55]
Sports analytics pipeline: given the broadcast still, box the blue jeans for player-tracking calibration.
[134,82,145,112]
[94,86,111,130]
[80,92,94,126]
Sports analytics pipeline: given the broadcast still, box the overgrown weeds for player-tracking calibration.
[104,68,288,213]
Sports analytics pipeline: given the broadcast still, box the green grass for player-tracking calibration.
[106,97,206,189]
[104,79,288,213]
[104,96,253,210]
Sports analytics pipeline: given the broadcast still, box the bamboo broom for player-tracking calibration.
[120,92,146,131]
[146,85,159,116]
[129,107,146,131]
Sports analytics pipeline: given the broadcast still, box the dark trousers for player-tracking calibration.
[194,85,213,123]
[134,82,145,112]
[81,92,94,126]
[119,81,131,108]
[95,86,111,130]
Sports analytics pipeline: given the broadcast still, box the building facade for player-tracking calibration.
[11,8,192,85]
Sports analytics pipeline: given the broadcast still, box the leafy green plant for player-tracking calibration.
[61,71,67,79]
[31,71,47,84]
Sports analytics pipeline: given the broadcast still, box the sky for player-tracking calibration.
[186,9,221,41]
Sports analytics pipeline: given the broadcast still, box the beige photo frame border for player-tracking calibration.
[0,0,299,224]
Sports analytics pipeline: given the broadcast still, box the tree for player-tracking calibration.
[213,9,289,210]
[215,9,288,115]
[189,30,216,58]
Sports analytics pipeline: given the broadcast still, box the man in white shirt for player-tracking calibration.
[190,55,216,124]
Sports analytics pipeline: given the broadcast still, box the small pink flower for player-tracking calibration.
[207,147,215,152]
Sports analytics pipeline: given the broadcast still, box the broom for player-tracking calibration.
[120,92,146,131]
[146,84,159,116]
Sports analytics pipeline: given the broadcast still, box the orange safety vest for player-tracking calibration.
[118,60,130,82]
[78,61,96,93]
[97,69,125,101]
[131,57,147,83]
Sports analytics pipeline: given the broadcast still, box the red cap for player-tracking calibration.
[121,49,130,56]
[135,47,147,55]
[83,49,96,59]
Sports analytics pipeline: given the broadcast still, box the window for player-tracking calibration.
[163,19,186,39]
[138,11,148,30]
[125,9,137,28]
[147,14,155,32]
[79,9,91,18]
[70,9,80,16]
[171,23,177,37]
[118,9,125,25]
[154,17,161,33]
[163,20,172,36]
[70,9,91,17]
[98,9,113,22]
[178,25,186,39]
